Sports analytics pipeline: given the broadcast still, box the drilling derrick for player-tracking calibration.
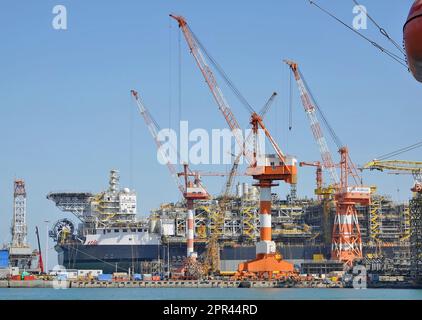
[12,180,28,248]
[9,179,33,270]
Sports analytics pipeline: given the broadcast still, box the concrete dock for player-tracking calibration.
[0,279,343,289]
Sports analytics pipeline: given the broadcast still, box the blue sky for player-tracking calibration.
[0,0,420,269]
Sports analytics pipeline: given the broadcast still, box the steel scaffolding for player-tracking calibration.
[410,195,422,283]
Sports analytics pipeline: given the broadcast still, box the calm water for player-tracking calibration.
[0,288,421,300]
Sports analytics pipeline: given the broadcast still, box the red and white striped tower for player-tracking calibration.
[331,147,369,266]
[331,200,363,265]
[256,181,276,257]
[186,199,195,258]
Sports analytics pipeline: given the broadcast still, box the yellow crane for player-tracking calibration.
[363,160,422,244]
[363,160,422,194]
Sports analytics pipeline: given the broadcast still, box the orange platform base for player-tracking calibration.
[236,254,295,279]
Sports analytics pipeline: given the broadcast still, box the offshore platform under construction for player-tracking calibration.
[140,15,421,280]
[15,12,420,283]
[73,14,421,281]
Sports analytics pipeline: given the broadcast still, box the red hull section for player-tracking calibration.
[404,0,422,82]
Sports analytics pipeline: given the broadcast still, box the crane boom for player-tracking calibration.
[363,160,422,173]
[363,159,422,193]
[285,60,339,185]
[131,90,186,196]
[170,14,255,167]
[35,226,44,274]
[222,92,279,195]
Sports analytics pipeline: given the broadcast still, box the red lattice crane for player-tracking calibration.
[171,14,297,278]
[286,61,371,267]
[35,226,44,274]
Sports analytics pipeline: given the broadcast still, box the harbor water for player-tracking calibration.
[0,288,421,300]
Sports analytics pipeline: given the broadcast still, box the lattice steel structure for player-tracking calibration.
[46,192,93,222]
[410,195,422,283]
[11,180,28,248]
[369,195,382,245]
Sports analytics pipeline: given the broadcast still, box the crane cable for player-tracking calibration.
[297,68,362,185]
[299,69,344,150]
[188,26,256,115]
[307,0,409,69]
[351,0,407,57]
[168,16,173,131]
[289,69,293,131]
[376,141,422,160]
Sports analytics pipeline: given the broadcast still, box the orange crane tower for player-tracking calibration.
[171,15,297,278]
[285,61,371,267]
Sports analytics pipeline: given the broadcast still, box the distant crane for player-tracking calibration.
[363,160,422,194]
[35,226,44,274]
[300,161,323,200]
[286,60,371,267]
[172,14,297,279]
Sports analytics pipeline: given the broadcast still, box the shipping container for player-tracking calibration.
[379,276,390,282]
[133,274,142,281]
[143,274,152,281]
[112,272,128,278]
[313,254,324,261]
[77,270,103,278]
[57,274,68,281]
[369,274,379,282]
[0,250,9,269]
[97,274,113,282]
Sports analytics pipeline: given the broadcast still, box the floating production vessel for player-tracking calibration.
[47,170,411,274]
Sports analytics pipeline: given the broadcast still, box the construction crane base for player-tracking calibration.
[236,254,295,280]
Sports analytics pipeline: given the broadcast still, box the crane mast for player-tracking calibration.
[131,90,186,196]
[170,14,255,167]
[284,60,339,186]
[35,226,44,274]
